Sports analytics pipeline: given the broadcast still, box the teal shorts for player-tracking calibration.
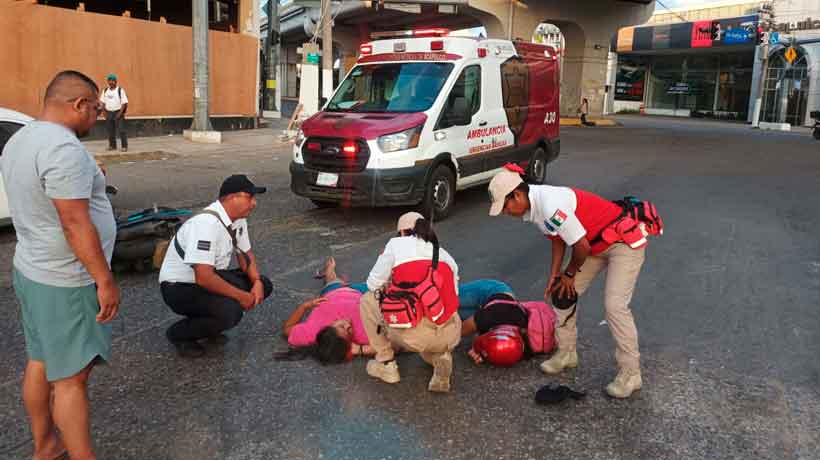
[13,269,112,382]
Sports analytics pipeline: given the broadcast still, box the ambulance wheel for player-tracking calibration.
[311,199,339,208]
[421,165,455,220]
[528,147,548,184]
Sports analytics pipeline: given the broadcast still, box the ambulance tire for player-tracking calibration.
[420,165,455,221]
[311,199,339,208]
[527,147,548,184]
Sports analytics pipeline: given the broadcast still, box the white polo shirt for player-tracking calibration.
[522,185,586,246]
[100,86,128,112]
[159,200,251,284]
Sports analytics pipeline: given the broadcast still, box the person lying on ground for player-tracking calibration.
[277,257,374,364]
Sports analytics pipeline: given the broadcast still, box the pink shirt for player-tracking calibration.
[287,288,370,347]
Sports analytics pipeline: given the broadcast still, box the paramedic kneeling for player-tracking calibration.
[159,175,273,358]
[360,212,461,393]
[488,166,651,398]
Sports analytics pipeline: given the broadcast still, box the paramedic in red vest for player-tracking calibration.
[487,167,646,398]
[359,212,461,393]
[99,73,128,152]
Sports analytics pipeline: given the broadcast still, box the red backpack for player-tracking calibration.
[614,196,664,237]
[379,243,447,329]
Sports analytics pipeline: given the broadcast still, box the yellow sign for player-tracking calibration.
[785,47,797,64]
[266,79,276,89]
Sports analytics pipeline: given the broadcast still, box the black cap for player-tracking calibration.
[219,175,267,198]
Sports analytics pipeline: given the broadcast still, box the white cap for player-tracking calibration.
[397,212,424,232]
[488,170,523,216]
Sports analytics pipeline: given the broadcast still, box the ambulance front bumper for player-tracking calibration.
[290,162,428,207]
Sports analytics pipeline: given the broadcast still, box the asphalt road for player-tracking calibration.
[1,116,819,460]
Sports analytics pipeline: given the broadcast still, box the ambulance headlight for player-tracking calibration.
[378,125,422,153]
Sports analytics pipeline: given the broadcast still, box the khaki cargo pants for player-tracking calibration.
[555,243,645,372]
[360,291,461,365]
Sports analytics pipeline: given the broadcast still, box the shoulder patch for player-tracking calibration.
[549,209,567,228]
[543,220,556,233]
[197,240,212,251]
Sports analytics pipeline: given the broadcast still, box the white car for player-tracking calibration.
[0,108,35,226]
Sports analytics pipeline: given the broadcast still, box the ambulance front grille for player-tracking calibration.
[302,137,370,173]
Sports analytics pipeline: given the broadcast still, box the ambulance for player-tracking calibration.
[290,29,561,219]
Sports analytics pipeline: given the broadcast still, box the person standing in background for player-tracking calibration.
[100,73,128,152]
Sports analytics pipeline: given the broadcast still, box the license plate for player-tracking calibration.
[316,172,339,187]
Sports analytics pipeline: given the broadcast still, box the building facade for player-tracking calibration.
[611,0,820,126]
[610,1,761,120]
[1,1,262,138]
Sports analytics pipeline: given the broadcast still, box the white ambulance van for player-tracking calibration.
[290,29,561,219]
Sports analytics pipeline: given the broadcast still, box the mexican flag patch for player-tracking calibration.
[549,209,567,227]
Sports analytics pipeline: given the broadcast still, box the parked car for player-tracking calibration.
[0,108,35,226]
[290,29,561,220]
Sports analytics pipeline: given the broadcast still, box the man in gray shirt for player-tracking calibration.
[1,70,120,460]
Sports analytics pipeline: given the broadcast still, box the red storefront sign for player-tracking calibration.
[691,20,713,48]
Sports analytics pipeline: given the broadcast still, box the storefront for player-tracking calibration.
[612,15,758,120]
[752,0,820,126]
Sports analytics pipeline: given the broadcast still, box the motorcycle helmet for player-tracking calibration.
[472,325,525,367]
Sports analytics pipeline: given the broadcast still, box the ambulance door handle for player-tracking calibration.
[478,121,488,126]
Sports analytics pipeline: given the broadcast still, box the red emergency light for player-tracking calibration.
[342,140,359,155]
[306,141,321,151]
[370,28,450,39]
[359,43,373,55]
[430,40,444,51]
[413,28,450,37]
[477,48,488,58]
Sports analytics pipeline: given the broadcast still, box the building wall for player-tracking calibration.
[1,3,258,118]
[647,1,761,25]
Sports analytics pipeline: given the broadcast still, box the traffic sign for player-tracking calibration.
[785,46,797,64]
[769,31,779,44]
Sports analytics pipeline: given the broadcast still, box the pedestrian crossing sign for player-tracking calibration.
[785,47,797,65]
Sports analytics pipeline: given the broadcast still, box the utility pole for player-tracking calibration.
[185,0,221,143]
[264,0,279,114]
[321,0,333,100]
[752,2,775,127]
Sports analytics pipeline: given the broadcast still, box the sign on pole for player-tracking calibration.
[785,46,798,64]
[769,31,779,45]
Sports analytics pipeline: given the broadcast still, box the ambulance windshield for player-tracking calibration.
[327,62,454,113]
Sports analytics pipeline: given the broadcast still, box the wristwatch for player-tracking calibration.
[563,269,576,278]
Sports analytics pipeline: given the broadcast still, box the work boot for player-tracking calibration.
[539,349,578,375]
[606,368,642,399]
[366,359,400,384]
[428,353,452,393]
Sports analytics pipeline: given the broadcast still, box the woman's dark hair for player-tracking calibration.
[315,327,350,364]
[274,326,350,365]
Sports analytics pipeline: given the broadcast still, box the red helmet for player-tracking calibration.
[472,325,524,367]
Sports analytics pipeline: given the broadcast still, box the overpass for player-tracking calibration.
[274,0,655,118]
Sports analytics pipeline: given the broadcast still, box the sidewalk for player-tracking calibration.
[86,118,293,159]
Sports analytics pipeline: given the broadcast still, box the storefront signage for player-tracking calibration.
[615,66,645,101]
[666,82,691,95]
[619,15,758,52]
[774,18,820,33]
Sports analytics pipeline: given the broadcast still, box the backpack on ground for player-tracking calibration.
[482,299,556,354]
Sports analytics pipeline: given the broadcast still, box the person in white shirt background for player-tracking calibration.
[99,73,128,152]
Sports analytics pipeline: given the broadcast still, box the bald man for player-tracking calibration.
[1,70,118,460]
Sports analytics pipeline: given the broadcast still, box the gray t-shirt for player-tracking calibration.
[1,121,116,287]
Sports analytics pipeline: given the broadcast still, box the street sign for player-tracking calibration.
[769,31,779,44]
[785,46,797,64]
[307,52,320,64]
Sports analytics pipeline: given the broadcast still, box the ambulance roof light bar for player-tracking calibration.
[370,28,450,39]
